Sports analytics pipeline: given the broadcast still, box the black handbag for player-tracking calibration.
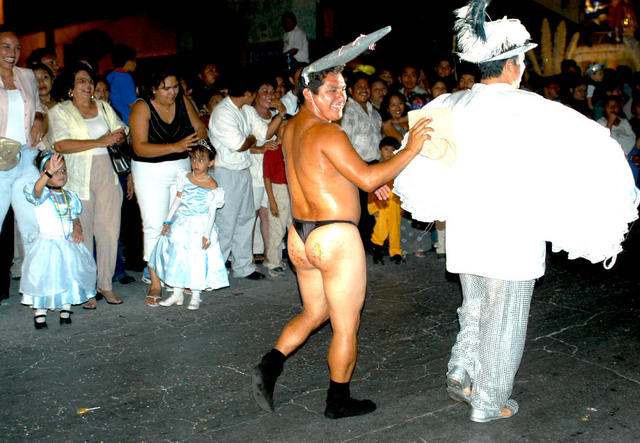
[106,143,131,175]
[98,101,131,175]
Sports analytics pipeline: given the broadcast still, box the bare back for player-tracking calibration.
[283,107,361,223]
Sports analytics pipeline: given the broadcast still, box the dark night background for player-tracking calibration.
[4,0,584,71]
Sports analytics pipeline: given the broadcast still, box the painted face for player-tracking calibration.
[431,81,447,98]
[350,78,370,106]
[153,75,180,105]
[572,84,587,101]
[370,80,388,107]
[255,83,275,110]
[94,80,110,101]
[379,145,395,161]
[44,158,67,188]
[436,60,452,78]
[202,64,218,86]
[72,70,94,100]
[0,32,20,72]
[275,76,286,99]
[458,74,475,90]
[34,68,53,97]
[388,95,405,119]
[400,67,418,90]
[308,71,347,121]
[189,150,214,175]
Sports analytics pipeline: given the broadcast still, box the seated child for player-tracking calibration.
[149,140,229,310]
[21,152,97,329]
[368,137,404,264]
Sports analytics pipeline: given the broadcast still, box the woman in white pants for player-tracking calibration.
[129,68,207,306]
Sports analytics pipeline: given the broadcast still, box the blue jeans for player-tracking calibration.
[0,146,39,253]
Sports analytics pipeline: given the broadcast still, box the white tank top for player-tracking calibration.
[6,89,26,145]
[85,114,109,156]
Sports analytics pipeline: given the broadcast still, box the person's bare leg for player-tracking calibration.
[146,266,162,306]
[253,227,329,412]
[306,223,375,418]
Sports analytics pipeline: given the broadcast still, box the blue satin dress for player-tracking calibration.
[20,185,97,309]
[150,178,229,291]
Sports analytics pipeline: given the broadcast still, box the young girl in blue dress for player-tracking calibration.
[149,139,228,310]
[21,152,97,329]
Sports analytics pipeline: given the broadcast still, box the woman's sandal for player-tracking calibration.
[97,289,123,305]
[145,288,162,307]
[82,298,98,309]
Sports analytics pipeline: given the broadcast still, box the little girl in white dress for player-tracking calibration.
[21,152,97,329]
[149,140,228,310]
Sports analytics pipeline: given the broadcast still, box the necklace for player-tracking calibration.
[49,190,72,239]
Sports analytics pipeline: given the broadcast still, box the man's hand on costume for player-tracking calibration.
[405,117,433,154]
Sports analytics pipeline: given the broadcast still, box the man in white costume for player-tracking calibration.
[392,0,640,423]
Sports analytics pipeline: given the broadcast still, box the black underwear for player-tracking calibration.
[292,218,357,244]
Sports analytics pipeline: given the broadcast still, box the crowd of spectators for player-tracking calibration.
[2,13,640,315]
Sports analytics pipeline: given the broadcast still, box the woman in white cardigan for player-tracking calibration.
[48,64,128,308]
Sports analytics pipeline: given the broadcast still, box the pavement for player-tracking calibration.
[1,229,640,442]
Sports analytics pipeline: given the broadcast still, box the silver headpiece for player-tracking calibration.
[301,26,391,85]
[454,0,537,64]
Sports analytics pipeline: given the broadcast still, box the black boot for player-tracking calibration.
[372,244,385,265]
[324,380,376,419]
[252,349,285,412]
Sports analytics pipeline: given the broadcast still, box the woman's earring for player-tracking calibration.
[91,95,95,102]
[68,91,74,98]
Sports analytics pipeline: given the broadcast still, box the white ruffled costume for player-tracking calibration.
[395,83,640,280]
[149,169,229,291]
[20,185,97,309]
[395,82,639,418]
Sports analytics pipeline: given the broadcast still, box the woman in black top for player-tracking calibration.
[129,68,207,306]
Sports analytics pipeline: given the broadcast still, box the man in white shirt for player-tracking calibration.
[393,0,639,423]
[282,12,309,64]
[208,73,285,280]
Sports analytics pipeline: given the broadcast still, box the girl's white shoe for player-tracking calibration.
[159,289,184,306]
[187,291,201,310]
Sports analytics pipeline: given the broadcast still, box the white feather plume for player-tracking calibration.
[455,5,536,63]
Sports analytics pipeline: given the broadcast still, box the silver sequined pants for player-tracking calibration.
[447,274,535,413]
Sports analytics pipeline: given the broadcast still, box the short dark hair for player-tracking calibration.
[60,63,96,95]
[282,11,297,24]
[477,55,519,80]
[347,72,371,91]
[111,44,136,68]
[297,66,344,104]
[30,62,54,79]
[379,136,400,151]
[141,67,180,100]
[26,47,56,67]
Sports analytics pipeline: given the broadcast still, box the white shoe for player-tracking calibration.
[187,292,201,310]
[159,290,184,306]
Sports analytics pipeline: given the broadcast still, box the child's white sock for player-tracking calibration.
[60,304,71,318]
[34,308,47,323]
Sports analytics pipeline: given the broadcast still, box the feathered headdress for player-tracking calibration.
[454,0,537,63]
[301,26,391,84]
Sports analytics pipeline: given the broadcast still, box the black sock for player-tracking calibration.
[328,379,350,400]
[260,349,285,376]
[325,379,376,419]
[252,349,286,412]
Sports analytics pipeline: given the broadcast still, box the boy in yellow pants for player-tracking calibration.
[368,137,404,264]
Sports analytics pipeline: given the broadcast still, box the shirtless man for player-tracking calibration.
[251,65,432,419]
